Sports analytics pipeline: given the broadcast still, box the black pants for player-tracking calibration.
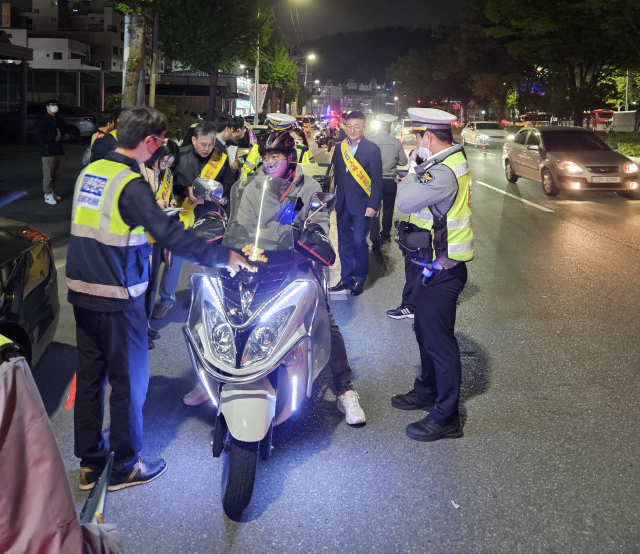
[369,178,398,242]
[73,304,150,476]
[411,262,467,425]
[145,242,162,322]
[336,207,372,282]
[401,255,419,307]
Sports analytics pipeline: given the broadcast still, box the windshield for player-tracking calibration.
[595,112,613,119]
[541,131,610,152]
[223,174,299,266]
[476,123,503,130]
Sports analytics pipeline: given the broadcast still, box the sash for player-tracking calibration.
[340,141,371,196]
[179,150,227,228]
[156,169,172,205]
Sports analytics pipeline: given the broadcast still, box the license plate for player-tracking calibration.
[592,176,620,183]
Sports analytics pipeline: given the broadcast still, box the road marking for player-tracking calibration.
[474,181,554,213]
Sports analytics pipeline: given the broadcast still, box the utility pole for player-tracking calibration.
[625,68,629,111]
[149,11,159,107]
[254,11,260,125]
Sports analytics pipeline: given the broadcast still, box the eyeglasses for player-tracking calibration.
[346,125,363,132]
[150,135,168,145]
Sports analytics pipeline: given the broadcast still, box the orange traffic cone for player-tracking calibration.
[65,374,76,410]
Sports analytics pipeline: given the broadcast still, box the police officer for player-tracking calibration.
[66,106,253,491]
[242,113,296,177]
[391,108,473,442]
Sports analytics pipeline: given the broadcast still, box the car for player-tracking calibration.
[295,115,315,135]
[0,199,60,366]
[502,127,639,198]
[461,121,509,147]
[395,118,414,143]
[0,102,99,142]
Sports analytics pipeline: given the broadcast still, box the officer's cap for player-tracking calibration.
[376,114,397,124]
[266,113,296,132]
[408,108,457,131]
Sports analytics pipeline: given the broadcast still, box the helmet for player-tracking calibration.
[259,130,296,157]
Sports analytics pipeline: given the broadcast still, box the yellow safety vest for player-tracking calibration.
[66,160,150,300]
[179,150,227,229]
[296,145,314,164]
[242,144,261,177]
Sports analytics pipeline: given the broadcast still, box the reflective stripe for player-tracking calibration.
[448,239,474,255]
[0,334,13,347]
[66,277,148,299]
[414,210,433,222]
[70,223,148,246]
[453,163,469,177]
[447,216,471,230]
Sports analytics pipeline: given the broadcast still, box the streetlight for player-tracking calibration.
[394,96,399,114]
[303,53,316,87]
[308,53,316,60]
[315,79,319,84]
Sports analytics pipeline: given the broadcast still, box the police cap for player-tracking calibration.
[407,108,457,131]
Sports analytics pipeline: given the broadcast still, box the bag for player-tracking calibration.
[295,225,336,266]
[191,212,226,242]
[395,221,433,262]
[81,147,91,167]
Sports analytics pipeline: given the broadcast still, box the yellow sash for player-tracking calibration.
[179,150,227,228]
[340,140,371,196]
[156,169,172,205]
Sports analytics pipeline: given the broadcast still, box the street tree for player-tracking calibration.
[585,0,640,60]
[262,41,299,113]
[485,0,632,127]
[157,0,272,120]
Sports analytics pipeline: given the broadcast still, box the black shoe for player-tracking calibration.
[148,326,160,340]
[406,414,463,442]
[391,390,434,411]
[350,280,366,296]
[108,457,167,491]
[329,279,354,292]
[387,305,414,319]
[381,236,392,245]
[148,336,155,350]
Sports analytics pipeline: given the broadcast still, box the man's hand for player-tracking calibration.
[231,160,239,171]
[55,135,62,142]
[156,198,167,209]
[63,134,70,141]
[163,248,171,266]
[365,207,377,217]
[226,251,256,277]
[187,191,197,205]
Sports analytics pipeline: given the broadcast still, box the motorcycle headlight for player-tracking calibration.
[204,297,236,366]
[242,306,294,366]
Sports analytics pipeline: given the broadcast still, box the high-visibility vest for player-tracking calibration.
[408,150,473,261]
[242,143,261,177]
[0,333,23,361]
[66,159,151,301]
[295,144,314,164]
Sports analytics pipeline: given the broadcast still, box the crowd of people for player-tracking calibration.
[30,101,473,496]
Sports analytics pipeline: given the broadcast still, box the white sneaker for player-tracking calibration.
[52,192,61,201]
[182,383,210,406]
[337,390,366,425]
[44,194,57,205]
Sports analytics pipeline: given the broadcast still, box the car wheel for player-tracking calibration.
[505,160,518,183]
[541,169,559,196]
[67,125,80,142]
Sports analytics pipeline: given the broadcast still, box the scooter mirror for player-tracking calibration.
[192,177,224,201]
[309,192,337,213]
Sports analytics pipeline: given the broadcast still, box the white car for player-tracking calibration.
[395,118,414,143]
[461,121,509,147]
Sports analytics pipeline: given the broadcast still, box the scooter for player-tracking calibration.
[183,174,336,517]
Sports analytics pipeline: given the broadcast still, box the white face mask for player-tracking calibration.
[49,105,59,114]
[418,133,431,160]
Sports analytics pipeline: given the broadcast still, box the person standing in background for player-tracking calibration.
[90,113,118,162]
[368,114,408,249]
[33,99,69,205]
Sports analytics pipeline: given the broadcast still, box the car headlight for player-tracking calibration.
[507,134,515,140]
[242,306,294,366]
[204,299,236,366]
[557,160,583,174]
[623,162,638,174]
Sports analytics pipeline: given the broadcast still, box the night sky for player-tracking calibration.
[267,0,465,40]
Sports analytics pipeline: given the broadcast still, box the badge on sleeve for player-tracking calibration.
[77,174,107,211]
[420,170,435,184]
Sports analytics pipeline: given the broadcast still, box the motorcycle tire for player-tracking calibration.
[212,413,227,458]
[221,435,259,517]
[259,421,273,461]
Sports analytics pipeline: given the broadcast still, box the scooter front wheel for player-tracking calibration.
[221,435,259,518]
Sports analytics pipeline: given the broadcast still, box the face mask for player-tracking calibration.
[49,106,58,114]
[418,133,432,160]
[263,156,289,179]
[145,144,163,167]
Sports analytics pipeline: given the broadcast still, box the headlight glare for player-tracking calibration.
[557,160,582,174]
[507,134,515,140]
[204,296,236,366]
[242,306,295,366]
[623,162,638,174]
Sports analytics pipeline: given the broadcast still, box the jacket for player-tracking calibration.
[368,131,408,179]
[91,132,118,162]
[331,136,383,215]
[175,144,236,200]
[33,113,68,157]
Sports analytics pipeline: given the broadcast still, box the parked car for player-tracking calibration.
[0,102,98,142]
[395,118,414,143]
[461,121,509,147]
[0,206,59,366]
[502,126,639,197]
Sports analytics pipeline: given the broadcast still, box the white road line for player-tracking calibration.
[474,181,554,213]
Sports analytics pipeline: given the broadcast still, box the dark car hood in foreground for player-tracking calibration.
[0,217,36,265]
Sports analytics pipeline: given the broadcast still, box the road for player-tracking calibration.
[3,138,639,553]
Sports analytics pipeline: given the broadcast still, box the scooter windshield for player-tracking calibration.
[222,174,298,266]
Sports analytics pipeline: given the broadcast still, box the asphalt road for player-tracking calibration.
[5,137,640,553]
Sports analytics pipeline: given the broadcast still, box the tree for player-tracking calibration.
[485,0,632,126]
[157,0,272,120]
[261,41,299,113]
[586,0,640,60]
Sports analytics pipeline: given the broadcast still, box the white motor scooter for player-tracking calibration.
[183,174,336,517]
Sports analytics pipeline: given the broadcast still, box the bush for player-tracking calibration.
[154,98,200,141]
[601,132,640,158]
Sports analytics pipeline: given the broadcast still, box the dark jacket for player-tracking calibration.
[176,143,236,200]
[33,114,68,157]
[331,137,383,216]
[90,132,117,162]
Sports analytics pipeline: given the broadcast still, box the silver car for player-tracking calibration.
[502,127,639,198]
[461,121,509,147]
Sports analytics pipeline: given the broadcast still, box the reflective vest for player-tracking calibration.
[66,160,151,301]
[242,143,261,177]
[295,144,314,164]
[410,150,474,262]
[0,333,22,361]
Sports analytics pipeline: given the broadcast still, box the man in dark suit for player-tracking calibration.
[329,111,383,296]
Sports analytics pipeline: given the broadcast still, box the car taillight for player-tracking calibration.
[84,117,97,125]
[22,228,52,253]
